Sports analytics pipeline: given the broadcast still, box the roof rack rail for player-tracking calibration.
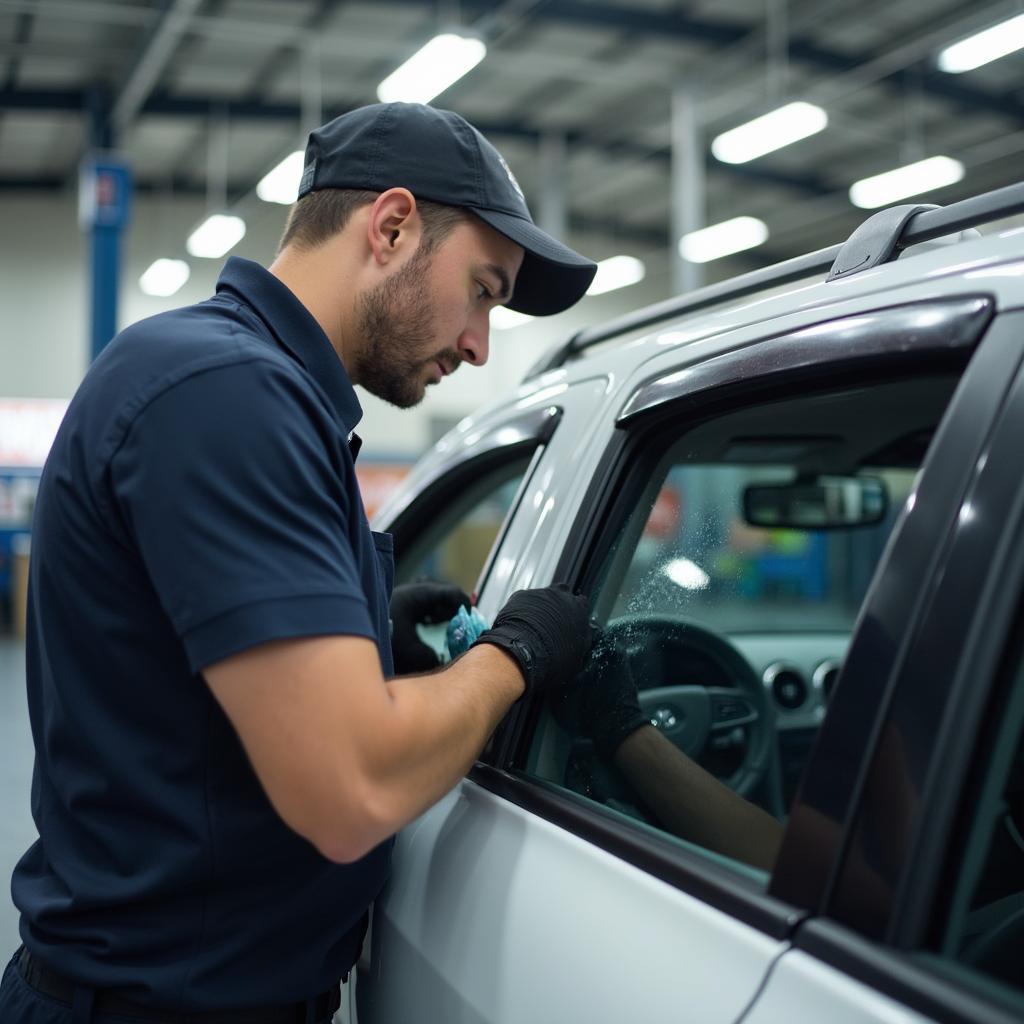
[526,180,1024,379]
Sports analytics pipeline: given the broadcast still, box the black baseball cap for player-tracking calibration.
[297,102,596,316]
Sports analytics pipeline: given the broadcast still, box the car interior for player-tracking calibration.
[526,371,965,875]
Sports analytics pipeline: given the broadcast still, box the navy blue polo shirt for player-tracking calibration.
[12,258,396,1009]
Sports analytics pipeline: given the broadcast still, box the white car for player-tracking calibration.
[349,187,1024,1024]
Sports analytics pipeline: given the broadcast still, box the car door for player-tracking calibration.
[351,374,613,1023]
[744,309,1024,1022]
[353,295,1014,1024]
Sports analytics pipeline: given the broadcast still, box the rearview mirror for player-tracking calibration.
[743,476,888,529]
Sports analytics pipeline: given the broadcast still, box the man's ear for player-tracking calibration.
[367,188,421,266]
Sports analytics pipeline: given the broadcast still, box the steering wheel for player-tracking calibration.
[604,614,774,798]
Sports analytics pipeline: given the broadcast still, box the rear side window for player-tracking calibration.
[396,458,533,593]
[924,631,1024,1010]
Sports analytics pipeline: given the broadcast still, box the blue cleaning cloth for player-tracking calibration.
[446,605,490,659]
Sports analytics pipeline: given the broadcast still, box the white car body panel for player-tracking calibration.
[355,780,784,1024]
[356,226,1024,1023]
[742,951,935,1024]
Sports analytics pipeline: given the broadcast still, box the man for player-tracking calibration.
[1,103,597,1024]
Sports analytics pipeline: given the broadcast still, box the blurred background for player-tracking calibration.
[1,0,1023,946]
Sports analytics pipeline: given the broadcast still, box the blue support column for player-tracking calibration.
[80,157,133,360]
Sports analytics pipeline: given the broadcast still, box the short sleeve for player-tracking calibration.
[109,357,375,672]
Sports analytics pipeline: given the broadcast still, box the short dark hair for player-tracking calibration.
[278,187,468,253]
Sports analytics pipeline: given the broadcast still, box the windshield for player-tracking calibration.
[611,463,916,634]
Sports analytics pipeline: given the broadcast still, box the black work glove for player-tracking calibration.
[390,582,471,675]
[577,635,651,759]
[472,583,595,694]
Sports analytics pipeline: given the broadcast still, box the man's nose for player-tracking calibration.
[457,314,490,367]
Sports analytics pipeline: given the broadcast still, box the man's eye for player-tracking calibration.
[476,282,493,300]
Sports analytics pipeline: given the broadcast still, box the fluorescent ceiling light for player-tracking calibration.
[849,156,965,209]
[491,307,535,331]
[139,258,190,297]
[257,150,305,205]
[377,33,487,104]
[587,255,646,296]
[186,214,247,258]
[679,216,769,263]
[663,558,710,591]
[938,13,1024,73]
[711,102,828,164]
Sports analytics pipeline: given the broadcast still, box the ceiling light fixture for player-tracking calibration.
[711,102,828,164]
[586,255,646,296]
[663,558,710,591]
[491,307,535,331]
[849,156,965,209]
[377,33,487,105]
[938,13,1024,73]
[679,217,769,263]
[256,151,305,205]
[186,214,247,258]
[139,258,190,297]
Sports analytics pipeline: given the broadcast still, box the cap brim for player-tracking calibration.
[473,209,596,316]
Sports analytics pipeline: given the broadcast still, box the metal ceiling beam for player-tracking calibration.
[0,86,83,111]
[458,0,1024,125]
[110,0,204,135]
[0,88,836,199]
[239,0,344,106]
[3,10,33,91]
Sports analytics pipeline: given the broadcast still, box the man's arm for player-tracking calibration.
[204,635,523,864]
[612,725,782,871]
[572,637,782,871]
[204,584,593,864]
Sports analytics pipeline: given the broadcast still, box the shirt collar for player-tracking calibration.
[215,256,363,435]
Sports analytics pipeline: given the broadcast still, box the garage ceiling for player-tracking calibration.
[1,0,1022,282]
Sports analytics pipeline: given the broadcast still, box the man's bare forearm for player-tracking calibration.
[370,644,525,827]
[613,726,782,871]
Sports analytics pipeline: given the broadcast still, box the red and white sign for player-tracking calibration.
[645,484,683,539]
[356,463,411,521]
[0,399,69,468]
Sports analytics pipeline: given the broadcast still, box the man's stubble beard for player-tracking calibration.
[353,242,461,409]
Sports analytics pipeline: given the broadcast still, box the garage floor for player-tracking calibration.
[0,637,34,954]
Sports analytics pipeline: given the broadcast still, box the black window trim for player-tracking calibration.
[619,296,994,424]
[776,310,1024,937]
[771,310,1024,916]
[822,319,1024,950]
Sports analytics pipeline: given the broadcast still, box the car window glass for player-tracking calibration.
[922,639,1024,1008]
[395,455,534,594]
[524,373,962,880]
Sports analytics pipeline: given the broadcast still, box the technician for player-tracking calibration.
[1,103,597,1024]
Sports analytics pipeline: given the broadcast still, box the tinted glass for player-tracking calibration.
[525,374,960,878]
[928,645,1024,1009]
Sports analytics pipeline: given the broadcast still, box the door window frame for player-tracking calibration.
[471,297,1001,941]
[383,405,561,598]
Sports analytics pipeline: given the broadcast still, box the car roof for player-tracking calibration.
[527,219,1024,396]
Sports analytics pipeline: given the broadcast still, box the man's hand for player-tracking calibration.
[390,581,471,674]
[473,583,595,694]
[575,636,651,759]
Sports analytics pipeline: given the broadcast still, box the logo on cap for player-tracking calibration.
[497,152,525,202]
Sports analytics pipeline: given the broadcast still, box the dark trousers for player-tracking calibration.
[0,949,341,1024]
[0,950,137,1024]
